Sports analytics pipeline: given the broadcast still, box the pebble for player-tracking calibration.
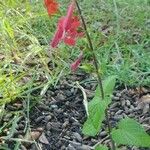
[130,105,135,110]
[35,116,45,123]
[126,100,131,106]
[128,108,134,113]
[124,106,130,114]
[45,115,52,122]
[46,122,52,130]
[20,145,27,150]
[128,114,135,117]
[121,100,126,106]
[62,120,69,128]
[112,96,120,101]
[110,102,119,109]
[100,131,107,137]
[116,110,123,115]
[143,104,149,114]
[56,93,66,101]
[38,104,49,111]
[114,115,123,121]
[50,104,58,109]
[17,123,25,130]
[72,132,82,142]
[65,90,72,97]
[116,93,122,97]
[68,144,76,150]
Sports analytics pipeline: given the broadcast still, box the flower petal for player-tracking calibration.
[63,1,75,30]
[71,52,83,72]
[64,36,76,46]
[51,26,64,48]
[44,0,59,16]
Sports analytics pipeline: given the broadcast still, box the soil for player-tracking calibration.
[0,73,150,150]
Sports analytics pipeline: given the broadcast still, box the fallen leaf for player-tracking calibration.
[140,94,150,104]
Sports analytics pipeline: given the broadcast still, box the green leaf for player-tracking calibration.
[95,144,108,150]
[82,76,116,136]
[80,64,95,73]
[112,117,150,147]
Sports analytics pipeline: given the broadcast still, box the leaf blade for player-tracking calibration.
[112,118,150,147]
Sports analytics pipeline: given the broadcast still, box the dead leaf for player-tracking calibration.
[39,133,49,145]
[140,94,150,104]
[25,128,43,141]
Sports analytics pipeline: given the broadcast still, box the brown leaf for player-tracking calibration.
[140,94,150,104]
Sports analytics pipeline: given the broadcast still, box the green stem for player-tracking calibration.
[75,0,104,99]
[75,1,116,149]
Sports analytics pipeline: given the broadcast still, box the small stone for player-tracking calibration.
[116,110,123,115]
[122,113,128,118]
[116,93,122,97]
[128,108,133,113]
[45,115,52,122]
[56,93,66,101]
[124,106,129,114]
[100,131,107,137]
[128,114,135,117]
[62,120,69,128]
[112,96,120,101]
[18,123,25,130]
[126,100,131,106]
[20,145,27,150]
[35,116,45,123]
[51,104,58,109]
[121,100,126,106]
[38,104,49,111]
[130,105,135,110]
[110,102,119,109]
[65,90,72,97]
[46,122,52,130]
[113,115,122,121]
[70,88,75,94]
[61,145,66,150]
[68,144,76,150]
[143,104,149,114]
[72,132,82,142]
[72,122,80,126]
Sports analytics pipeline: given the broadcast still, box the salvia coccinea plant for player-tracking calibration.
[44,0,150,149]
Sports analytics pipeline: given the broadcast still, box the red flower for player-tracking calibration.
[51,1,83,47]
[71,52,83,72]
[44,0,58,16]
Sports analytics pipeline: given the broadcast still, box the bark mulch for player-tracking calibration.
[0,73,150,150]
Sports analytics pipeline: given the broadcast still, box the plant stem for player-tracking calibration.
[75,1,116,149]
[75,0,104,99]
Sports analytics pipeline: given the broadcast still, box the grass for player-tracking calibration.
[0,0,149,149]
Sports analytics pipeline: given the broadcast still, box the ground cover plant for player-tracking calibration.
[0,0,150,149]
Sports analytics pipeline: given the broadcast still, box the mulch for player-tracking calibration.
[0,73,150,150]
